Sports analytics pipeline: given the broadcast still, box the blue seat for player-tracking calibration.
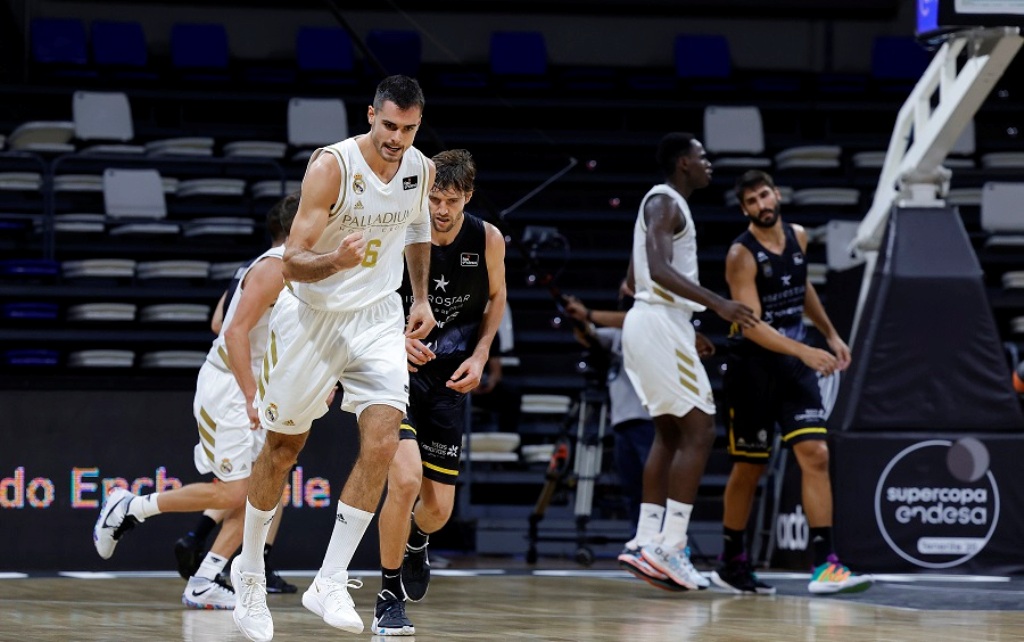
[297,27,355,73]
[4,349,59,367]
[31,17,88,65]
[674,34,731,79]
[91,20,155,79]
[490,31,547,76]
[30,17,95,79]
[171,23,230,81]
[2,303,59,320]
[871,36,931,81]
[366,30,421,78]
[0,259,60,277]
[490,31,549,90]
[293,26,356,86]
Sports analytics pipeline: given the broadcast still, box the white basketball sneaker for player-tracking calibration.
[301,571,364,633]
[231,558,274,642]
[92,487,140,559]
[182,576,236,610]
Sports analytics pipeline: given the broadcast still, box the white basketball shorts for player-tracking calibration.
[192,360,265,482]
[622,300,716,418]
[257,288,408,435]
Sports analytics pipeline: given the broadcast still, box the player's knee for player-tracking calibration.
[360,428,400,468]
[388,466,422,500]
[220,480,249,508]
[794,440,829,473]
[265,434,305,473]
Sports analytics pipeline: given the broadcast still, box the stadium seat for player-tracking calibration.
[703,106,770,168]
[365,30,422,78]
[490,31,550,90]
[674,34,731,79]
[90,20,156,80]
[170,23,231,82]
[72,91,144,154]
[30,17,88,65]
[981,182,1024,249]
[30,17,95,80]
[871,36,931,93]
[288,97,348,158]
[296,26,357,86]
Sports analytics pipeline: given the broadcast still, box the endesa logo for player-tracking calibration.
[874,438,1000,569]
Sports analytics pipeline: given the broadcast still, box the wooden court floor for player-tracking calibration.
[2,565,1024,641]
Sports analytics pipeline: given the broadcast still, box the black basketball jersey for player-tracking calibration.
[734,223,807,343]
[398,212,490,368]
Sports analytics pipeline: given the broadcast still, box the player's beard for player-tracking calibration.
[747,209,779,228]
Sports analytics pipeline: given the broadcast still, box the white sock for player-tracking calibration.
[633,503,665,548]
[660,499,693,550]
[239,500,277,573]
[195,552,228,581]
[320,501,373,580]
[128,494,161,520]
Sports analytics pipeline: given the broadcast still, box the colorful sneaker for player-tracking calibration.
[808,555,874,594]
[371,589,416,636]
[301,571,364,633]
[231,558,273,642]
[182,576,236,610]
[93,487,140,560]
[640,543,709,590]
[174,534,203,580]
[401,543,430,602]
[711,554,776,595]
[265,563,297,594]
[617,547,687,592]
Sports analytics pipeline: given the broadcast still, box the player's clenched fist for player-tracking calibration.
[333,231,367,269]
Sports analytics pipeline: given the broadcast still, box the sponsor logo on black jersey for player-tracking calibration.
[402,175,418,190]
[460,252,479,267]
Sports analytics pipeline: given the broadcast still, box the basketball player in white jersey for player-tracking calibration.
[619,133,758,591]
[92,194,301,610]
[231,75,436,642]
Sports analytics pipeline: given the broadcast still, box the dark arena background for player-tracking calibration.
[3,0,1024,639]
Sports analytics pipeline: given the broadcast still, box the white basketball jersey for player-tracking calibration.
[206,245,285,372]
[289,137,431,312]
[631,184,706,313]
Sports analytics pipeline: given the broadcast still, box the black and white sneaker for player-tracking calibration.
[372,590,415,636]
[401,544,430,602]
[711,554,776,595]
[93,487,140,559]
[173,533,203,580]
[265,563,297,594]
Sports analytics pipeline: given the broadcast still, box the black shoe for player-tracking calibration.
[710,555,776,595]
[265,564,297,594]
[173,534,203,581]
[401,544,430,602]
[371,590,415,636]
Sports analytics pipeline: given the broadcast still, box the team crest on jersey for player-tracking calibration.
[352,174,366,195]
[402,175,418,190]
[460,252,479,267]
[761,261,773,278]
[265,403,279,422]
[354,200,364,210]
[793,253,804,265]
[220,459,233,475]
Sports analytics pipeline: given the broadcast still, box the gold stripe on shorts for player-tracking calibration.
[217,345,231,370]
[675,349,694,367]
[269,331,278,367]
[783,427,827,442]
[423,461,458,477]
[653,286,675,302]
[678,376,699,396]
